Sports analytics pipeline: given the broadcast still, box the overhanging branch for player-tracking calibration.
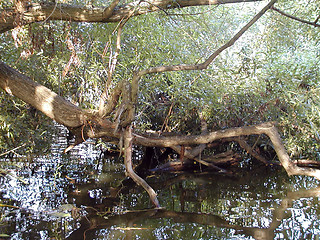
[0,0,264,34]
[135,0,276,78]
[271,6,320,28]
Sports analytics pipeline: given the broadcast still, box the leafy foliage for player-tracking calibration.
[0,94,54,153]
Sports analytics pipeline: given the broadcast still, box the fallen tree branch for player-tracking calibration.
[230,137,270,164]
[0,66,313,181]
[131,122,277,147]
[123,125,160,207]
[126,122,320,180]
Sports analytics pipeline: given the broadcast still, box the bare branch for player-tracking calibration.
[124,126,160,207]
[132,122,277,146]
[134,0,276,79]
[131,122,320,179]
[271,6,320,28]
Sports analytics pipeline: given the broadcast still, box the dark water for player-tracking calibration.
[1,137,320,239]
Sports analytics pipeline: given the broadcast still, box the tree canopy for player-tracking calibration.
[0,0,320,206]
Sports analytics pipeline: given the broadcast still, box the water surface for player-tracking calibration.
[0,141,320,239]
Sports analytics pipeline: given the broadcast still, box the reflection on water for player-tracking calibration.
[1,139,320,239]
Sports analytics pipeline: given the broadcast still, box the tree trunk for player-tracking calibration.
[0,61,85,128]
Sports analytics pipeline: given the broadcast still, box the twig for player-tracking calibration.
[0,143,26,157]
[271,6,320,28]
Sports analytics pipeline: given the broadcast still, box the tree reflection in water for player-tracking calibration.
[1,153,320,239]
[67,183,320,240]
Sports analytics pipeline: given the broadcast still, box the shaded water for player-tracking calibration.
[1,136,320,239]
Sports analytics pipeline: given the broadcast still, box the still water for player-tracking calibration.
[1,138,320,239]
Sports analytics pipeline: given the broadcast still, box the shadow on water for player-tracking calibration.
[1,137,320,239]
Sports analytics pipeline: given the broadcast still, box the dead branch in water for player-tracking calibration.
[129,122,320,180]
[123,126,160,208]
